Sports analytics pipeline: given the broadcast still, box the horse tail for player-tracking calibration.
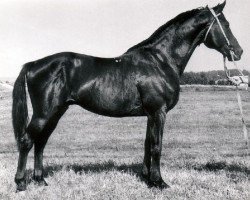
[12,64,29,149]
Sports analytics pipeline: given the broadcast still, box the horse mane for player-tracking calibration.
[126,7,205,52]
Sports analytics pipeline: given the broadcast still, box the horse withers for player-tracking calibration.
[12,1,243,191]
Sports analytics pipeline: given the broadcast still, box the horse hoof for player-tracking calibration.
[148,179,170,189]
[33,177,48,186]
[15,178,27,192]
[37,179,48,186]
[38,179,48,186]
[16,186,27,192]
[16,182,27,192]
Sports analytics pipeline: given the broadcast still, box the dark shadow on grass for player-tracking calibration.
[186,161,250,175]
[26,160,150,185]
[184,161,250,183]
[44,160,143,177]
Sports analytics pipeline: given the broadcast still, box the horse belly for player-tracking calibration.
[76,79,144,117]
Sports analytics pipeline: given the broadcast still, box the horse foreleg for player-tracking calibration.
[142,118,153,179]
[148,109,169,189]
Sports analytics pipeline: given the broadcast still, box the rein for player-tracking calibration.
[205,7,249,147]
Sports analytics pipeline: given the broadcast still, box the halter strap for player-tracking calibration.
[207,8,231,45]
[204,10,221,43]
[204,19,215,42]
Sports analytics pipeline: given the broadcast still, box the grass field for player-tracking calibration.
[0,86,249,199]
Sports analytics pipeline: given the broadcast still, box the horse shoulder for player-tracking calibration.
[135,65,180,113]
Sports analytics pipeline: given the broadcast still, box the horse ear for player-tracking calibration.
[213,0,226,13]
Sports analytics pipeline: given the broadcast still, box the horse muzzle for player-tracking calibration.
[222,45,243,61]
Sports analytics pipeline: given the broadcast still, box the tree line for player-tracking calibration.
[180,69,249,85]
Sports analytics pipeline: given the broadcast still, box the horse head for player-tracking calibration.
[203,1,243,61]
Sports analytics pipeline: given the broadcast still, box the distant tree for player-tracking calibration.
[208,80,215,85]
[180,69,249,85]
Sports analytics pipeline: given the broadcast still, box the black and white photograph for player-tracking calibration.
[0,0,249,199]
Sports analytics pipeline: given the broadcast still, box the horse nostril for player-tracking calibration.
[234,48,243,59]
[239,48,243,56]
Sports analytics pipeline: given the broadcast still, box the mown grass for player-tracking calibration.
[0,86,249,199]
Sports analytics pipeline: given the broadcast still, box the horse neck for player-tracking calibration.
[150,16,208,75]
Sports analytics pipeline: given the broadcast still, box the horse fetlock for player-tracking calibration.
[141,165,150,179]
[149,170,161,181]
[33,169,43,177]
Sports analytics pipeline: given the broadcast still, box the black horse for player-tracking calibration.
[12,1,243,191]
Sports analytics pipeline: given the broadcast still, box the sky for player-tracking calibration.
[0,0,249,78]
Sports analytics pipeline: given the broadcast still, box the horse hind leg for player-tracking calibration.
[28,106,68,186]
[15,133,33,191]
[26,117,49,186]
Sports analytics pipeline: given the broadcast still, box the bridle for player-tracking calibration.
[204,7,249,147]
[204,7,247,86]
[204,7,231,54]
